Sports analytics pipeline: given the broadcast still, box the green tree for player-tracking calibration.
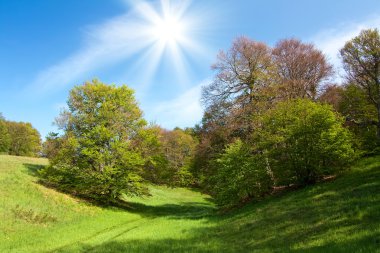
[41,80,149,203]
[213,139,272,208]
[340,28,380,143]
[42,132,63,158]
[260,99,355,185]
[0,113,10,153]
[338,84,378,153]
[6,121,41,157]
[135,125,168,184]
[160,129,197,186]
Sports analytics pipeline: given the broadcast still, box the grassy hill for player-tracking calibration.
[0,154,379,252]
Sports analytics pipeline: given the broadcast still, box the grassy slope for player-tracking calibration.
[0,155,379,253]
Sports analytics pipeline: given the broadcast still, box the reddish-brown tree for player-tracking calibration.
[202,36,273,107]
[272,39,333,100]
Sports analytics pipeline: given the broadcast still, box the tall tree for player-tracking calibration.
[340,28,380,142]
[41,80,149,203]
[202,37,274,138]
[272,39,333,100]
[202,36,273,107]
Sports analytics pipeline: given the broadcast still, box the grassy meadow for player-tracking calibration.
[0,154,379,252]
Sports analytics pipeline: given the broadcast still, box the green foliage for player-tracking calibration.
[137,127,197,187]
[160,129,197,187]
[0,115,10,153]
[6,121,41,157]
[42,132,63,158]
[213,139,272,208]
[136,125,168,184]
[41,80,150,203]
[340,28,380,142]
[1,154,379,253]
[338,84,378,153]
[260,99,355,185]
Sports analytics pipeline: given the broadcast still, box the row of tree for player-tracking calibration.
[0,114,41,157]
[8,28,380,209]
[40,81,198,203]
[190,29,380,207]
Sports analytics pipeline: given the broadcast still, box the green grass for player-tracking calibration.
[0,154,379,252]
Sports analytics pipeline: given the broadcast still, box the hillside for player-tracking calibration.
[0,154,379,252]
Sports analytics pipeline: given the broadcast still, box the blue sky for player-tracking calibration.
[1,0,380,139]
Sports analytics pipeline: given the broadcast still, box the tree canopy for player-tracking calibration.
[41,80,150,203]
[340,28,380,142]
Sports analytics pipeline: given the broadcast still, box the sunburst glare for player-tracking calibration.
[124,0,207,87]
[153,16,184,43]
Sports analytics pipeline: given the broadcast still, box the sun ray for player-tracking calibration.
[124,40,167,91]
[118,0,209,87]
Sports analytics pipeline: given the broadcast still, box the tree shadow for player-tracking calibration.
[22,163,216,220]
[51,229,380,253]
[24,158,380,253]
[111,201,216,220]
[22,163,45,177]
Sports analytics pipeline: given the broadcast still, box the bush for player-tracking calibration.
[260,99,355,186]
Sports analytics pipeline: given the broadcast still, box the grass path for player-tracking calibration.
[0,154,379,252]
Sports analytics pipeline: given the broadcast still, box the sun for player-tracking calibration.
[153,16,184,43]
[150,13,186,46]
[126,0,208,84]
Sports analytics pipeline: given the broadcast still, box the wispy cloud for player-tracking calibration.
[310,15,380,82]
[145,79,209,129]
[30,0,208,93]
[31,11,153,92]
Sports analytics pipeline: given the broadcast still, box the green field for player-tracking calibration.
[0,154,379,252]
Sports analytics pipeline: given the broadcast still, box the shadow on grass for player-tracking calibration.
[23,163,45,177]
[22,163,216,220]
[53,230,380,253]
[111,201,215,220]
[26,158,380,253]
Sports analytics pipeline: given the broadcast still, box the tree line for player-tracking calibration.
[191,29,380,207]
[2,28,379,208]
[0,113,41,157]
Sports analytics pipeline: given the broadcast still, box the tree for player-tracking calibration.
[191,102,236,188]
[0,113,10,153]
[213,139,272,208]
[272,39,333,100]
[202,37,274,139]
[340,28,380,142]
[202,36,273,108]
[338,84,378,152]
[318,84,344,111]
[135,124,168,184]
[41,80,149,203]
[6,121,41,157]
[160,129,197,186]
[259,99,354,185]
[42,132,62,158]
